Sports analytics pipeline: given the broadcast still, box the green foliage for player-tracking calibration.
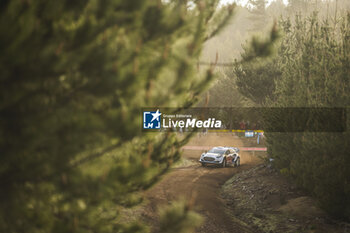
[234,11,350,219]
[233,60,281,105]
[196,70,254,107]
[267,13,350,219]
[241,22,281,62]
[159,200,203,233]
[227,22,281,105]
[0,1,235,232]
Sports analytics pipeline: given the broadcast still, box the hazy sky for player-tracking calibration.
[220,0,289,7]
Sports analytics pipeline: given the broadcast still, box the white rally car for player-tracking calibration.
[199,147,240,168]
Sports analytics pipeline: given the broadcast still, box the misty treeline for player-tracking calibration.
[199,0,349,107]
[0,0,281,232]
[230,4,350,219]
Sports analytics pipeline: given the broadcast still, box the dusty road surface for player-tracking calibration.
[142,134,262,233]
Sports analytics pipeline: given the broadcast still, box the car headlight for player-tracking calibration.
[216,155,222,158]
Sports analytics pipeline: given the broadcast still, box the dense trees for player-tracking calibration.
[232,11,350,219]
[267,13,350,219]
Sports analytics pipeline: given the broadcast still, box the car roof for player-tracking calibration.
[210,147,225,151]
[212,146,239,152]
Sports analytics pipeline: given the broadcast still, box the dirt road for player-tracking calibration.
[139,134,348,233]
[142,134,262,233]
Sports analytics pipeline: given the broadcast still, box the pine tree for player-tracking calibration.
[227,20,281,105]
[0,1,237,232]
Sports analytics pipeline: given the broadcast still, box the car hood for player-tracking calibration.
[203,153,221,157]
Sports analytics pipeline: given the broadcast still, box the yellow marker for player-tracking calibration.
[206,129,264,133]
[254,130,264,133]
[208,129,229,132]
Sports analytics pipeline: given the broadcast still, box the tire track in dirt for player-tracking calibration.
[142,134,262,233]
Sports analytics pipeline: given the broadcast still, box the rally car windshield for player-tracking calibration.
[208,149,225,154]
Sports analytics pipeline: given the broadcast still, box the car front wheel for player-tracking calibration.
[221,159,226,168]
[235,158,240,167]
